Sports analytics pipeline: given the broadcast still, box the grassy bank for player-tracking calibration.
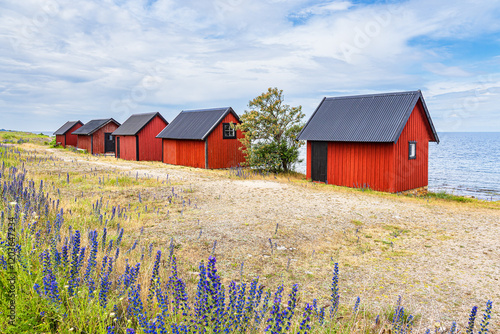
[0,131,50,145]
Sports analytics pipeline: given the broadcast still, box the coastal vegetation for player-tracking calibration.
[237,88,305,173]
[0,132,496,333]
[0,131,49,145]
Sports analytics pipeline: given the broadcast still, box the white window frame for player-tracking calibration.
[409,141,416,160]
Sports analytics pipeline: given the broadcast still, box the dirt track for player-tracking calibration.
[46,147,500,332]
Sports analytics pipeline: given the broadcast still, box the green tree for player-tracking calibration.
[237,87,305,172]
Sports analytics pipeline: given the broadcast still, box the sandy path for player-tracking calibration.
[44,148,500,331]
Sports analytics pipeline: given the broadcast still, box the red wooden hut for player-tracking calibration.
[297,91,439,193]
[156,107,245,169]
[72,119,120,155]
[53,121,83,147]
[112,112,168,161]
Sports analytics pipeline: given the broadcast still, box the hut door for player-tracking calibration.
[105,133,115,153]
[116,137,120,158]
[311,141,328,183]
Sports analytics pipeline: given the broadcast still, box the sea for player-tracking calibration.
[294,132,500,201]
[38,131,54,136]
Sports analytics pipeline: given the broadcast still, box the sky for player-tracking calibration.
[1,0,500,133]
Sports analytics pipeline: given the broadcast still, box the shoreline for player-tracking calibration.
[427,185,500,202]
[37,144,500,329]
[2,130,499,202]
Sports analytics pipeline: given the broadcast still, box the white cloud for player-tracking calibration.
[0,0,499,131]
[290,1,352,18]
[423,63,472,77]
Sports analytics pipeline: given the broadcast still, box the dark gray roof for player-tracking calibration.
[53,121,83,135]
[72,119,120,135]
[297,90,439,143]
[156,107,239,140]
[112,112,167,136]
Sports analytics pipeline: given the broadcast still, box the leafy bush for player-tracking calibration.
[238,88,305,173]
[49,137,61,148]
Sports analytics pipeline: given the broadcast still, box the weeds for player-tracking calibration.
[425,191,475,203]
[0,140,495,333]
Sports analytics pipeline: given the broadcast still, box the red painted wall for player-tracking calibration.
[116,135,137,161]
[56,123,82,148]
[162,139,177,165]
[162,139,205,168]
[76,123,119,154]
[137,116,168,161]
[92,123,120,154]
[56,135,66,147]
[394,100,433,192]
[65,123,82,147]
[206,113,245,169]
[306,141,312,179]
[324,141,395,192]
[77,135,92,153]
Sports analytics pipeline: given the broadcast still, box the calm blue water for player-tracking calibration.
[39,131,54,136]
[294,132,500,201]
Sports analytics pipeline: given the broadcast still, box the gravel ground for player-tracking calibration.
[45,147,500,332]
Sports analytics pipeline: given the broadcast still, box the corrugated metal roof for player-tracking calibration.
[297,90,439,143]
[53,121,83,135]
[156,107,240,140]
[112,112,167,136]
[72,119,120,135]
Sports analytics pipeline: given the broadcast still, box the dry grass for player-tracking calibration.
[13,143,500,333]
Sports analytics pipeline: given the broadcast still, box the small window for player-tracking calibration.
[408,141,416,160]
[223,123,236,139]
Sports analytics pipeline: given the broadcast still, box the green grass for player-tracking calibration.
[0,146,20,168]
[0,143,198,333]
[0,132,496,334]
[425,191,475,203]
[0,130,50,145]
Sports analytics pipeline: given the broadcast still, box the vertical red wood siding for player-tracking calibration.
[76,123,119,154]
[206,113,245,169]
[162,139,177,165]
[162,139,205,168]
[306,141,312,179]
[65,123,82,147]
[137,116,168,161]
[77,135,92,153]
[56,135,66,147]
[324,142,395,192]
[56,123,81,148]
[91,123,120,155]
[394,100,433,192]
[116,136,137,160]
